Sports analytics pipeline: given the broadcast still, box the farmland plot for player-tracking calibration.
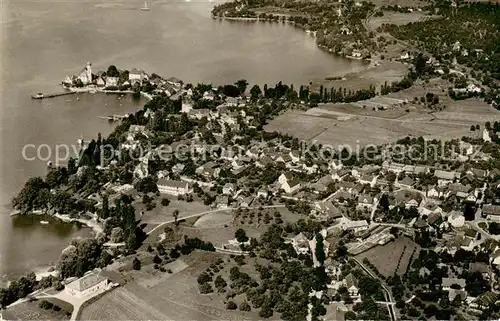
[356,237,418,277]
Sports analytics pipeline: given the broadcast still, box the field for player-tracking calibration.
[265,88,500,148]
[356,237,418,277]
[3,298,72,321]
[79,252,254,321]
[137,199,211,224]
[368,11,430,30]
[322,60,409,91]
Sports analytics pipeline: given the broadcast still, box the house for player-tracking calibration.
[427,212,442,225]
[483,129,491,142]
[257,187,269,199]
[344,274,359,297]
[105,77,119,88]
[290,150,301,163]
[157,179,191,196]
[483,204,500,220]
[96,77,105,87]
[166,76,183,88]
[357,194,373,209]
[223,183,236,196]
[470,292,498,310]
[434,170,459,185]
[359,174,377,187]
[426,185,444,199]
[448,211,465,228]
[442,278,466,291]
[65,271,108,298]
[188,108,211,120]
[282,179,302,194]
[129,68,148,85]
[398,176,415,188]
[312,201,342,220]
[215,195,229,208]
[291,233,310,255]
[238,196,254,208]
[246,147,260,159]
[311,174,334,193]
[133,162,148,179]
[331,190,353,204]
[339,219,369,233]
[419,202,442,217]
[382,161,404,173]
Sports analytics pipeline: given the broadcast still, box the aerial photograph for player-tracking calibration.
[0,0,500,319]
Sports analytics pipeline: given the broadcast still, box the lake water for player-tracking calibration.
[0,0,365,281]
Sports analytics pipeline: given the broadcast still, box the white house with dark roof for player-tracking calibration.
[434,170,459,186]
[483,204,500,221]
[65,271,108,298]
[157,179,191,196]
[129,68,148,85]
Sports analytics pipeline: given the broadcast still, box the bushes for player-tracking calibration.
[132,257,141,270]
[39,300,54,310]
[226,301,237,310]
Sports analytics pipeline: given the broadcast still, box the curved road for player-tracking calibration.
[146,204,286,236]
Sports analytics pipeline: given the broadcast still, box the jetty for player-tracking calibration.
[31,91,76,100]
[98,114,129,122]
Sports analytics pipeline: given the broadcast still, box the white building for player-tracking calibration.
[157,179,191,196]
[65,272,108,298]
[129,68,148,85]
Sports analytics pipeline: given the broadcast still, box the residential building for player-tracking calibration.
[157,179,191,196]
[223,183,236,196]
[483,204,500,220]
[442,278,466,291]
[65,271,108,298]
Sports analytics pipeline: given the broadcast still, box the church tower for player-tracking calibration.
[86,61,92,84]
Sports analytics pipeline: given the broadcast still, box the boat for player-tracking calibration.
[32,93,44,99]
[141,1,150,11]
[40,220,49,225]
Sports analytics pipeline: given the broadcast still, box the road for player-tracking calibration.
[352,258,396,321]
[146,204,285,236]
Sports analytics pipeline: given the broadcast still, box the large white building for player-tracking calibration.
[65,272,108,298]
[157,179,191,196]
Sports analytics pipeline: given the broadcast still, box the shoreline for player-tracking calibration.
[10,210,103,235]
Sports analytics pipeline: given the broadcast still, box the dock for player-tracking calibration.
[97,114,129,122]
[31,91,76,100]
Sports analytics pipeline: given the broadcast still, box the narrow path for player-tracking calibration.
[352,258,396,321]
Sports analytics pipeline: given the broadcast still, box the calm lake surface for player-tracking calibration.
[0,0,365,281]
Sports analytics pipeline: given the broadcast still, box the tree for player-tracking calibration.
[161,198,170,207]
[153,254,162,264]
[215,275,228,290]
[239,300,251,311]
[173,209,179,226]
[106,65,119,77]
[315,233,325,265]
[132,257,141,270]
[227,301,237,310]
[235,79,249,94]
[235,228,249,243]
[199,283,213,294]
[250,85,262,100]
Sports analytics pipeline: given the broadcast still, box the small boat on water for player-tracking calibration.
[141,1,150,11]
[40,220,49,225]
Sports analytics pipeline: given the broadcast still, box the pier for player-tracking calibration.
[97,114,129,122]
[31,91,76,100]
